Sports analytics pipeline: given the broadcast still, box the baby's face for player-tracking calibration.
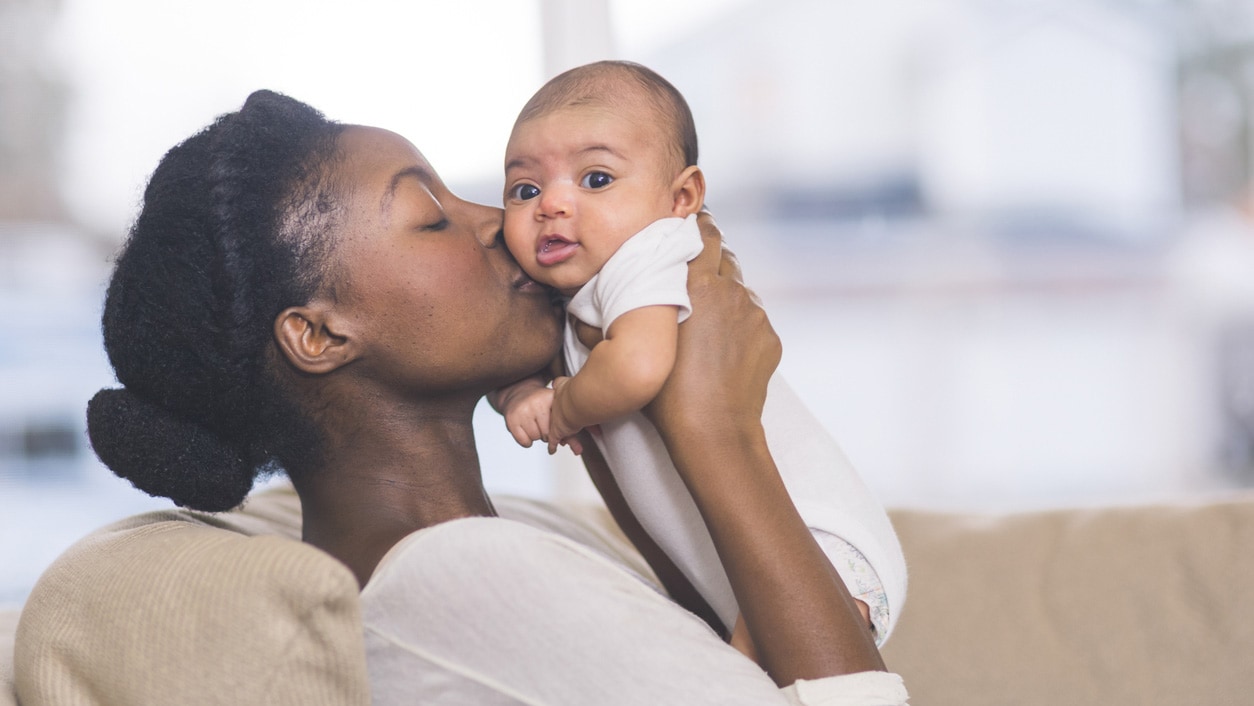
[502,104,680,296]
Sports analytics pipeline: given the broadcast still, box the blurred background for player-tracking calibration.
[5,0,1254,605]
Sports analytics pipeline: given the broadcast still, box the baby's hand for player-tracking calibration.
[548,376,585,454]
[502,386,554,449]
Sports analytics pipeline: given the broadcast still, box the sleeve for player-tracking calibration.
[782,672,911,706]
[567,215,704,332]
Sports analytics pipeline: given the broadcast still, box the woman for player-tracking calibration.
[86,90,908,704]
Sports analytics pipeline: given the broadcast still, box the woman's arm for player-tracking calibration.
[644,213,886,686]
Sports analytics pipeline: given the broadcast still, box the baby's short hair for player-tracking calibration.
[515,60,698,172]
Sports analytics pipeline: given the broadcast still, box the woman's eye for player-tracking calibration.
[421,218,449,232]
[510,184,540,201]
[581,172,614,189]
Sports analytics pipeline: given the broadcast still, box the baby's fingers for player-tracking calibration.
[547,435,582,456]
[510,422,537,448]
[507,412,548,449]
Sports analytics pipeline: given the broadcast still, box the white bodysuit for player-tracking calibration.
[563,215,907,640]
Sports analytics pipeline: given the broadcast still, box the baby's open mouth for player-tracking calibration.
[536,235,578,267]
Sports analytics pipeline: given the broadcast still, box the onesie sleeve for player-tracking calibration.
[567,214,704,332]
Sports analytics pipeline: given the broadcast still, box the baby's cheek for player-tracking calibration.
[502,214,530,249]
[503,241,536,273]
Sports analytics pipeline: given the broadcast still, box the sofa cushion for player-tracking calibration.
[881,492,1254,706]
[13,486,369,706]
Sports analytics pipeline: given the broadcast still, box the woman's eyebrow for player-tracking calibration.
[382,166,433,211]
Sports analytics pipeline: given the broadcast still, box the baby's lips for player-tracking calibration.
[536,235,579,266]
[537,233,574,252]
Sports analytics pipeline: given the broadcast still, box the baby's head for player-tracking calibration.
[503,61,704,295]
[514,61,698,177]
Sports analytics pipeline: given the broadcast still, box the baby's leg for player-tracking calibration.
[812,529,890,646]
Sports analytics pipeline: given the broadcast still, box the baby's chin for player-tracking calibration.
[537,273,591,299]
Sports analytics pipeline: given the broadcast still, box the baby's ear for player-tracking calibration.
[670,166,706,217]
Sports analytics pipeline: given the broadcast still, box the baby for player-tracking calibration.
[490,60,906,653]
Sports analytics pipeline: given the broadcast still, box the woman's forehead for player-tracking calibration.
[336,126,442,201]
[339,126,433,174]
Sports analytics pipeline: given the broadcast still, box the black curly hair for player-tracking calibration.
[86,90,346,512]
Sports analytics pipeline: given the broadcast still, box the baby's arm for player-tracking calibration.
[547,305,679,449]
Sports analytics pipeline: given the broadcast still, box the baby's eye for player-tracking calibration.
[509,183,541,201]
[581,172,614,189]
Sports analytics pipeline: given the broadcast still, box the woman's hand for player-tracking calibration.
[644,212,780,446]
[644,212,886,686]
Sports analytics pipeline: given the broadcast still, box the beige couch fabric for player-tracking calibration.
[13,489,369,706]
[1,609,17,706]
[881,493,1254,706]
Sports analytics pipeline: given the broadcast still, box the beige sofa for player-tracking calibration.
[3,484,1252,705]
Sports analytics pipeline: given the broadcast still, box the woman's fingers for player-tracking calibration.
[694,210,752,291]
[691,211,725,276]
[646,214,780,438]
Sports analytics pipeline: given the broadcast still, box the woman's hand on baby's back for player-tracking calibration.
[646,212,781,449]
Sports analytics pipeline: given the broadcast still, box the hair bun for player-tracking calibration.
[86,388,255,512]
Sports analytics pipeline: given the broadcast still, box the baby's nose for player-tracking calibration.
[539,185,572,217]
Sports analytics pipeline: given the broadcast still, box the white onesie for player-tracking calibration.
[563,214,907,641]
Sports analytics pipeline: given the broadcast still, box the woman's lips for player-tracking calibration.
[536,235,578,267]
[512,269,542,291]
[511,268,559,305]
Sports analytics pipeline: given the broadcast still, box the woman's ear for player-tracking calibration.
[274,303,357,375]
[670,166,706,217]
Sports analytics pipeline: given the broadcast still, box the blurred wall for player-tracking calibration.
[0,0,68,222]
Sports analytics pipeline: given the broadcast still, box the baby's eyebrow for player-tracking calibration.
[577,144,627,161]
[504,155,535,174]
[504,144,629,175]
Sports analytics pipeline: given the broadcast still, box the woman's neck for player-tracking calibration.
[293,398,496,587]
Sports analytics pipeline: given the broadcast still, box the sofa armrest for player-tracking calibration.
[14,495,368,705]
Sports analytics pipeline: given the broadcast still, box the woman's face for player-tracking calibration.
[325,126,562,398]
